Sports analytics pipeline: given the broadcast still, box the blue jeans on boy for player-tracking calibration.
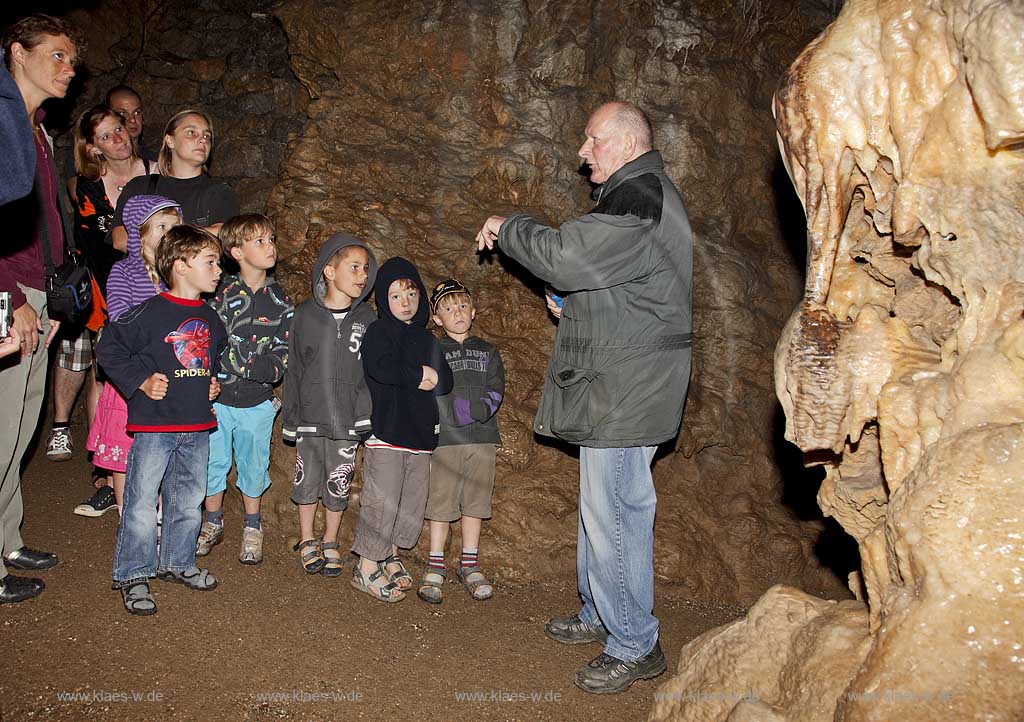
[207,400,277,498]
[112,431,210,586]
[576,445,658,662]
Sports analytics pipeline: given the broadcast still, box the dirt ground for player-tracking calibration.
[1,416,745,722]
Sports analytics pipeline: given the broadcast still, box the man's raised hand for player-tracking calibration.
[476,215,506,251]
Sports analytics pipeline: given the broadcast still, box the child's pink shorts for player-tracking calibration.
[86,382,132,473]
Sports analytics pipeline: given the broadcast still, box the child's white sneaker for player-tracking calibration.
[195,521,224,557]
[239,526,264,565]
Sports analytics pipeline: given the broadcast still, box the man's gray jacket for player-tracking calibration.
[498,150,693,448]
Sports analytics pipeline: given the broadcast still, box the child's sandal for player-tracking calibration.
[156,566,218,591]
[120,581,157,616]
[382,553,413,590]
[294,538,325,574]
[351,563,406,603]
[320,541,344,578]
[456,564,493,601]
[416,566,446,605]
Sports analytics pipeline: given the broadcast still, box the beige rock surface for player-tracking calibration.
[658,0,1024,719]
[650,585,870,722]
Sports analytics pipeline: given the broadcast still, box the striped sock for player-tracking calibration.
[428,552,445,571]
[461,548,478,569]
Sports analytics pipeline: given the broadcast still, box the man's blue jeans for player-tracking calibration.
[112,431,209,586]
[577,445,658,661]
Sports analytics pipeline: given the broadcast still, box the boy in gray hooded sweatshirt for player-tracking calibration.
[281,233,377,577]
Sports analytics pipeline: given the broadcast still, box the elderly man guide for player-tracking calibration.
[476,101,693,693]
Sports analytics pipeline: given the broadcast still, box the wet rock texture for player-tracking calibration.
[61,0,306,211]
[264,0,846,603]
[656,0,1024,719]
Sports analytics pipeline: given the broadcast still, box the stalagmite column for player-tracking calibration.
[652,1,1024,720]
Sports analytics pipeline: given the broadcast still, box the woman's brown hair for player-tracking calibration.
[2,14,83,71]
[73,105,140,180]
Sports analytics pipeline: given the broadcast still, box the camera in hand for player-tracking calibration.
[0,292,10,339]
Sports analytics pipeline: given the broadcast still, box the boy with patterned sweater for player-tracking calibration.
[196,214,293,565]
[418,279,504,604]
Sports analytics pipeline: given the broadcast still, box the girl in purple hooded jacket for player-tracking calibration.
[84,195,182,513]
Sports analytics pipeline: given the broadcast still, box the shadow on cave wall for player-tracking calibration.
[773,405,859,583]
[769,153,859,587]
[772,156,809,274]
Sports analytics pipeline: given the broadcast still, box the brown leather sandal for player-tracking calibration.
[456,564,493,600]
[417,566,446,604]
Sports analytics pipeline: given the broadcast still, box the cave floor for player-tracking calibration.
[2,416,745,722]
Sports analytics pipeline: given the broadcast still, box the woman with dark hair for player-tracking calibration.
[66,104,154,518]
[0,12,83,604]
[110,108,237,251]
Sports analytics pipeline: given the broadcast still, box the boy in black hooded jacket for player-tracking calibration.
[351,256,453,603]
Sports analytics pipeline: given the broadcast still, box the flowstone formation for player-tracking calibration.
[653,1,1024,720]
[263,0,846,603]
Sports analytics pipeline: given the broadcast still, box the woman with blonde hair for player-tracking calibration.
[109,108,237,251]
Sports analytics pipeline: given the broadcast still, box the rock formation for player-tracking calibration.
[653,1,1024,719]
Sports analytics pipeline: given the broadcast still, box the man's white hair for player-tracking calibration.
[609,102,653,152]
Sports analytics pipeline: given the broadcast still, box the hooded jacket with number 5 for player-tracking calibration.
[281,233,378,442]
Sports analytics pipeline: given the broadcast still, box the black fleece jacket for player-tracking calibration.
[361,257,453,451]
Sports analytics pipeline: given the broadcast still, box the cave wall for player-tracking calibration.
[51,0,847,604]
[266,0,847,602]
[55,0,306,212]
